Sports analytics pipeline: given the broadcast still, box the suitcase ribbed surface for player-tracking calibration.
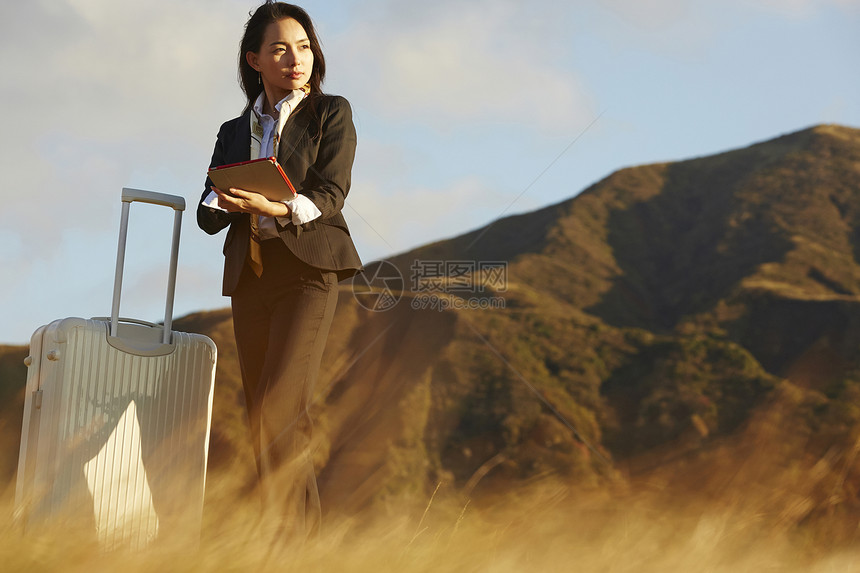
[18,318,216,551]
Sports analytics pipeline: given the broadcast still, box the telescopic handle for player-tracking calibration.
[110,188,185,343]
[121,188,186,210]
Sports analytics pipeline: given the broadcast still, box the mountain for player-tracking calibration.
[0,345,27,496]
[3,125,860,537]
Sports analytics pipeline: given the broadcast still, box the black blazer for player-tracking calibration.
[197,94,363,295]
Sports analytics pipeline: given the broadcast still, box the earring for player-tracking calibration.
[258,72,261,85]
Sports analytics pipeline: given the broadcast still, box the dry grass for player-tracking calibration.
[4,469,860,573]
[5,381,860,572]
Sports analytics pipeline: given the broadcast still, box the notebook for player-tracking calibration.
[207,157,297,201]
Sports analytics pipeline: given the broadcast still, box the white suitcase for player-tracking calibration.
[15,188,217,551]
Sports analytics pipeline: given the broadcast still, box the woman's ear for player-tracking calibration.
[246,51,260,72]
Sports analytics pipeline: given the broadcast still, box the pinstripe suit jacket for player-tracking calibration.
[197,94,363,296]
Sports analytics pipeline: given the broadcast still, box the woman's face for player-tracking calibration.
[247,17,314,100]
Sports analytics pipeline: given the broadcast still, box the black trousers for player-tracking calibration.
[230,238,338,538]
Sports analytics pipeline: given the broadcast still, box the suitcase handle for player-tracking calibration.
[93,316,161,329]
[122,188,186,211]
[110,188,185,344]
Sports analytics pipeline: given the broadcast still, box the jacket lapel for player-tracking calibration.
[226,110,253,164]
[277,105,312,239]
[277,104,312,165]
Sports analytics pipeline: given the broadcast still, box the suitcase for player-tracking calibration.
[14,188,217,551]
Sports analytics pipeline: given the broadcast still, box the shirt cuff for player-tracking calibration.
[278,194,322,226]
[201,190,227,212]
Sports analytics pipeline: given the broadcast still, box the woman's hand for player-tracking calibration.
[212,186,290,218]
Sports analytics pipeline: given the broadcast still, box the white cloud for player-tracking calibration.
[0,0,246,237]
[598,0,695,29]
[749,0,860,17]
[0,0,250,342]
[330,0,595,134]
[347,171,544,262]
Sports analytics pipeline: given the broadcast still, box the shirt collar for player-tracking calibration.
[252,89,307,120]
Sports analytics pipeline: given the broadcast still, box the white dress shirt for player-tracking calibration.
[202,90,322,238]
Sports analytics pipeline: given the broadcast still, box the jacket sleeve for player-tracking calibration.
[197,121,242,235]
[298,96,357,221]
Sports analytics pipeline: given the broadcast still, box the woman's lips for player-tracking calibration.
[288,71,303,80]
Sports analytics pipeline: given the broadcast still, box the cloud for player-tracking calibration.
[749,0,860,17]
[347,170,544,262]
[0,0,246,240]
[0,0,253,342]
[598,0,695,29]
[329,0,595,134]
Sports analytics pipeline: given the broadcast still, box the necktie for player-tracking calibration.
[248,215,264,277]
[248,120,267,277]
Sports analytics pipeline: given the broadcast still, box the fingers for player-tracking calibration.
[226,187,253,199]
[211,185,271,215]
[213,185,255,202]
[212,186,240,212]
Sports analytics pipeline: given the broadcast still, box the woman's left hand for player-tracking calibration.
[211,186,289,218]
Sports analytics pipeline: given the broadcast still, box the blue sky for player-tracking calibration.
[0,0,857,344]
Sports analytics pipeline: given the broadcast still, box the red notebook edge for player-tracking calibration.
[208,156,297,197]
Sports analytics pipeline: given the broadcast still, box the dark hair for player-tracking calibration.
[239,2,326,114]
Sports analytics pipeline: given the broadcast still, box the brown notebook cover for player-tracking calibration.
[208,157,297,201]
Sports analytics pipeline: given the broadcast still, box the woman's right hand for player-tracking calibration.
[211,186,290,218]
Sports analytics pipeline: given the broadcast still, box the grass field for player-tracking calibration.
[4,468,860,573]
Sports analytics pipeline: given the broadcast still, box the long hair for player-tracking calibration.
[238,2,326,118]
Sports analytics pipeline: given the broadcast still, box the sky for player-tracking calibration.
[0,0,857,344]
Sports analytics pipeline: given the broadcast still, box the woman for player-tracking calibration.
[197,2,362,538]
